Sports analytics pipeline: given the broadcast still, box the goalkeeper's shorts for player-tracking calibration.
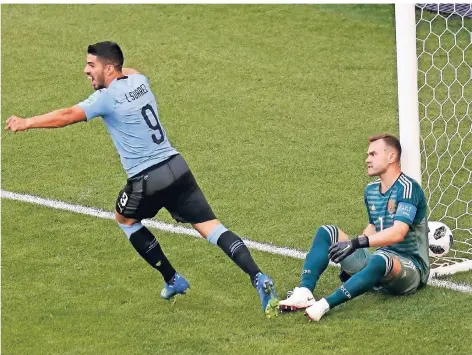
[339,248,421,295]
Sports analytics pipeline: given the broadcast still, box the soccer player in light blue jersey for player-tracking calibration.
[279,134,429,321]
[5,41,279,317]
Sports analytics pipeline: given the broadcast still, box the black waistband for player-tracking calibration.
[128,154,179,181]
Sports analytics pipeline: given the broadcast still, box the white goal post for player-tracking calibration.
[395,3,472,277]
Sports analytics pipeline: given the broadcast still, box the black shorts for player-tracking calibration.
[115,154,216,224]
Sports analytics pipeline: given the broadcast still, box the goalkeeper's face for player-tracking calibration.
[365,140,394,176]
[84,54,107,90]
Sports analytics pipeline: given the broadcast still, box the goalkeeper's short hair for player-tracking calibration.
[368,134,402,162]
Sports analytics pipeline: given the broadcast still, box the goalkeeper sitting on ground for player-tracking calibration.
[280,134,430,321]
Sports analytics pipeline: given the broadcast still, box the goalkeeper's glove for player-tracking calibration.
[328,236,370,264]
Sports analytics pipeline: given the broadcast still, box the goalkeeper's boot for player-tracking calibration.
[254,273,279,318]
[304,298,330,322]
[160,273,190,300]
[279,286,315,312]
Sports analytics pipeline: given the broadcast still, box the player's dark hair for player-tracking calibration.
[368,134,402,162]
[87,41,124,71]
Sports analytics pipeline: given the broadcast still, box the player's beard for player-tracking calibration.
[94,75,106,90]
[89,73,106,90]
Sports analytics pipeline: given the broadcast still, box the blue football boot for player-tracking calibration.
[160,273,190,300]
[254,272,279,318]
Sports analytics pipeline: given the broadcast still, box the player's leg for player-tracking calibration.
[378,254,421,296]
[193,218,279,317]
[305,250,390,321]
[192,218,262,285]
[280,225,349,311]
[115,210,185,295]
[114,161,189,299]
[164,155,279,316]
[163,155,263,283]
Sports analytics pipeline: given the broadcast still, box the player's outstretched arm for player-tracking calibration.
[5,106,86,132]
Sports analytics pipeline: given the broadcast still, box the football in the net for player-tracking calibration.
[428,221,453,257]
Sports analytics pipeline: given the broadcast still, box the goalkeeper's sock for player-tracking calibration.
[300,225,338,291]
[216,231,262,285]
[326,254,387,308]
[124,224,177,283]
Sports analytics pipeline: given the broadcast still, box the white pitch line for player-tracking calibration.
[428,278,472,294]
[2,190,472,294]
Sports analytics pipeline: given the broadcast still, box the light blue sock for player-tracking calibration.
[207,224,228,246]
[300,225,338,292]
[119,222,144,239]
[326,254,387,308]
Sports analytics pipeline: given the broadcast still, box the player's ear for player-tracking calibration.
[105,64,114,75]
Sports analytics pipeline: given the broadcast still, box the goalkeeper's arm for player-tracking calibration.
[362,223,376,237]
[329,222,409,263]
[359,221,409,247]
[365,221,409,247]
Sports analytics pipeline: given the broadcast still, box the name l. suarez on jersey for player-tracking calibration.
[125,83,148,102]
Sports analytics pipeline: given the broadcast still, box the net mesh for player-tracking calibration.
[416,4,472,268]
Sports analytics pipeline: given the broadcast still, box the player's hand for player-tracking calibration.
[5,116,30,132]
[328,236,370,264]
[328,240,356,263]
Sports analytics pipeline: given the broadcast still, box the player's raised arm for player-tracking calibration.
[5,106,86,132]
[122,67,139,75]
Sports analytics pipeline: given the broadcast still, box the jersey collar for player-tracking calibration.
[379,172,403,196]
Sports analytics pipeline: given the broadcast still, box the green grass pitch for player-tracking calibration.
[2,4,471,355]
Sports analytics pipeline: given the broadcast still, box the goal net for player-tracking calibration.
[415,4,472,273]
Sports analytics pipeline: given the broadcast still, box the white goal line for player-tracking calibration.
[2,189,471,295]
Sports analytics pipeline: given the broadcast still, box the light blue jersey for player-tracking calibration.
[364,173,430,284]
[77,74,178,177]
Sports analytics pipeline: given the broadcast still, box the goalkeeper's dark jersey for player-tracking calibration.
[364,173,430,284]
